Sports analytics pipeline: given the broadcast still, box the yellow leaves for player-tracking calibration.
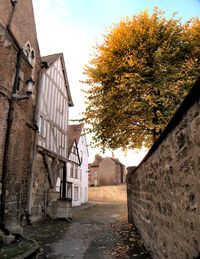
[80,7,200,151]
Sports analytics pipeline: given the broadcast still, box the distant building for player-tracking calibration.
[88,155,103,186]
[88,155,126,186]
[67,125,89,206]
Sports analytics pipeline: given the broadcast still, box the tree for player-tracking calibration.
[81,8,200,150]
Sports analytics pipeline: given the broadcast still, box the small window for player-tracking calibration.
[24,43,34,65]
[70,164,73,178]
[25,44,30,57]
[38,116,43,134]
[67,182,72,199]
[29,50,34,65]
[75,166,78,179]
[94,170,97,177]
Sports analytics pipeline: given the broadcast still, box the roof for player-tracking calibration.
[68,124,83,156]
[90,154,103,167]
[90,154,125,167]
[41,53,74,107]
[41,53,62,67]
[110,157,125,167]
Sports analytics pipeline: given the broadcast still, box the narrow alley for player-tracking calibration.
[24,202,151,259]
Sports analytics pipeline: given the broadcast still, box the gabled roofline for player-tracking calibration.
[68,138,81,165]
[41,53,74,107]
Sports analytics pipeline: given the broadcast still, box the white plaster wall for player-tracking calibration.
[66,162,81,207]
[78,132,88,204]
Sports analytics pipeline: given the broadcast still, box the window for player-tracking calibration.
[70,164,73,178]
[75,165,78,179]
[67,182,72,199]
[24,43,35,65]
[38,116,43,134]
[94,170,97,177]
[89,175,91,182]
[29,50,34,64]
[25,43,30,57]
[74,187,78,201]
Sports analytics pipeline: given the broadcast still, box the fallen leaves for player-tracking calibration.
[109,212,152,258]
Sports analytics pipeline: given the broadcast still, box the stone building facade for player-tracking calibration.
[127,79,200,258]
[0,0,41,233]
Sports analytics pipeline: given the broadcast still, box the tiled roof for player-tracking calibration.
[90,154,103,167]
[41,53,62,67]
[68,124,83,155]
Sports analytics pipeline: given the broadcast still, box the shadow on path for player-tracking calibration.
[24,202,151,259]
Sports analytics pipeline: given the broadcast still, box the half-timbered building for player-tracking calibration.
[67,125,89,206]
[29,53,74,222]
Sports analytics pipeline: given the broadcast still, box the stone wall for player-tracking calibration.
[127,79,200,259]
[88,184,127,202]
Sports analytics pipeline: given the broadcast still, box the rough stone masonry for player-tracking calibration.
[127,78,200,259]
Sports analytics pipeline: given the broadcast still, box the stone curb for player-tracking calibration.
[14,238,39,259]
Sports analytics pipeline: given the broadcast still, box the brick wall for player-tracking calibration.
[88,184,127,202]
[0,0,41,233]
[127,79,200,258]
[88,166,100,186]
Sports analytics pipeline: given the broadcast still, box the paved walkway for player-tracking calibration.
[24,202,151,259]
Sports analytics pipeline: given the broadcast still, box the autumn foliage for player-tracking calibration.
[82,8,200,150]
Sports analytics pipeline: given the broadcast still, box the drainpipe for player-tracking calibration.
[27,70,44,222]
[0,0,22,230]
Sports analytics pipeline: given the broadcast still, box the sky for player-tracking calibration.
[32,0,200,166]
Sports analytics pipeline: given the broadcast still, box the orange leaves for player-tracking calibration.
[80,7,200,151]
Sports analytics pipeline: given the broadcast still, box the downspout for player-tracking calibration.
[27,69,44,222]
[0,0,22,229]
